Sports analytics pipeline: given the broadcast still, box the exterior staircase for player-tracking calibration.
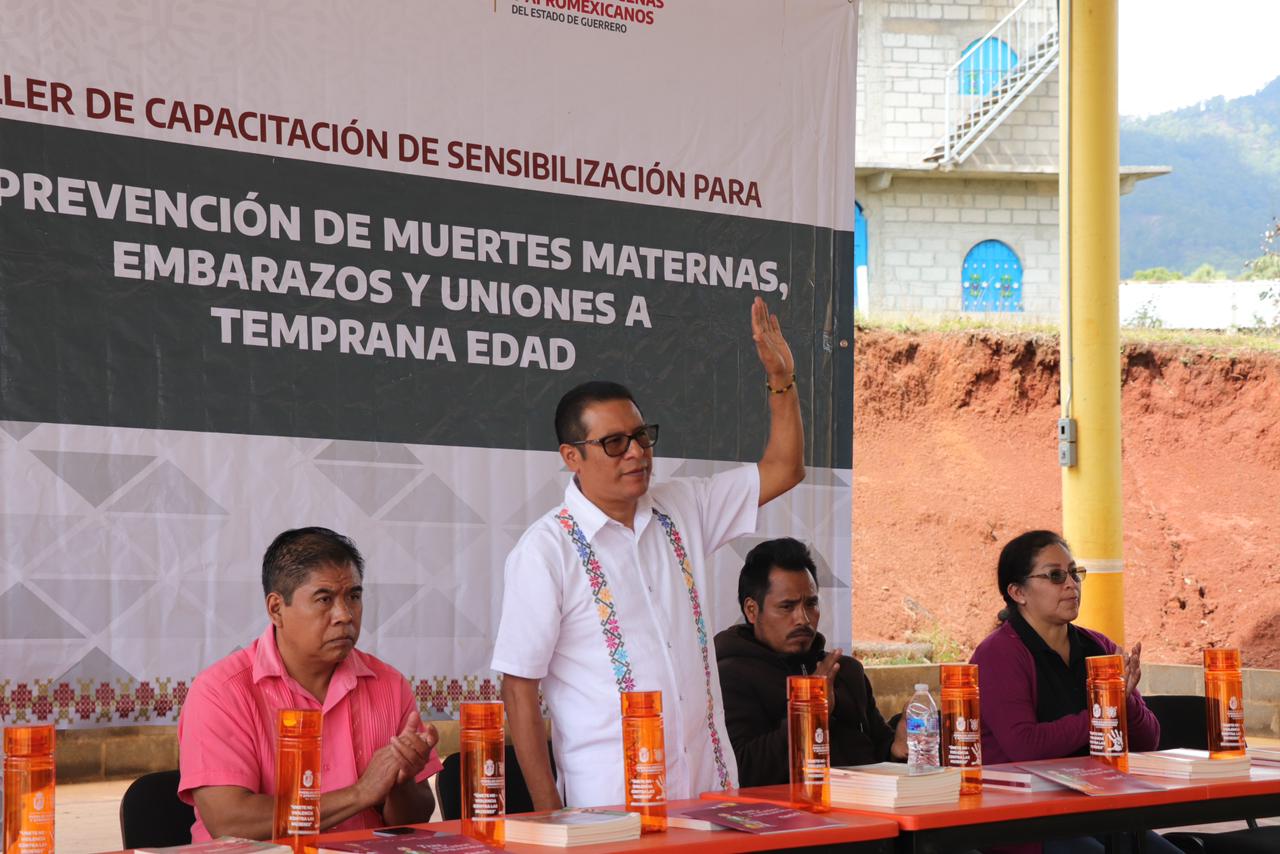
[926,0,1059,167]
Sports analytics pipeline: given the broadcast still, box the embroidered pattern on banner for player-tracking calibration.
[555,507,637,692]
[654,510,733,791]
[0,675,499,725]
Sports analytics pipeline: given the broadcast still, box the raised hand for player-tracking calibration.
[751,296,795,386]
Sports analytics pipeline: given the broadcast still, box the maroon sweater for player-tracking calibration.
[969,619,1160,764]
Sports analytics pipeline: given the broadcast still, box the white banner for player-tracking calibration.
[0,0,856,726]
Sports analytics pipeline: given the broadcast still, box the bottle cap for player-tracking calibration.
[1085,654,1124,681]
[460,700,504,730]
[621,690,663,717]
[914,683,929,692]
[1204,648,1242,671]
[278,708,322,738]
[788,675,828,702]
[3,724,55,756]
[940,664,978,689]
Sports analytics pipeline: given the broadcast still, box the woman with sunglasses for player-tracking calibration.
[972,530,1159,765]
[971,531,1174,854]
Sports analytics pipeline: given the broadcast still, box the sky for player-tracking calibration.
[1120,1,1280,116]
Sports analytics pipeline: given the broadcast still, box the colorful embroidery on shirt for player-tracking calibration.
[654,510,733,791]
[555,505,732,790]
[555,508,637,692]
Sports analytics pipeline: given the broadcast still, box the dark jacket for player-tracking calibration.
[970,618,1160,765]
[714,624,897,787]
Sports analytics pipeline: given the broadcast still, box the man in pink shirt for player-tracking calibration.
[178,527,442,840]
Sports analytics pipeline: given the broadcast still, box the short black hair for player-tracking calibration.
[554,381,641,445]
[262,527,365,603]
[996,529,1070,618]
[737,537,819,620]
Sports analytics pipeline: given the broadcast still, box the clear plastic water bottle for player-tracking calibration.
[905,683,940,774]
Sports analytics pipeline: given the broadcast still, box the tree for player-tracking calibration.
[1188,264,1225,282]
[1131,267,1183,281]
[1241,253,1280,280]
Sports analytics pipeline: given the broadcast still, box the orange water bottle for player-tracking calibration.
[787,675,831,812]
[1086,655,1130,772]
[3,725,55,854]
[1204,648,1246,758]
[460,701,505,843]
[621,690,667,832]
[940,664,982,794]
[273,709,322,850]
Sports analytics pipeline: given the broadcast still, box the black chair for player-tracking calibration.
[1144,694,1209,751]
[119,769,195,850]
[437,743,556,821]
[1180,825,1280,854]
[1145,695,1274,854]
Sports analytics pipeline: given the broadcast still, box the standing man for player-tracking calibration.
[715,538,906,787]
[491,297,805,810]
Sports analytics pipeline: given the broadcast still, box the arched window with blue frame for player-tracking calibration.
[962,240,1023,312]
[854,202,868,310]
[959,37,1018,96]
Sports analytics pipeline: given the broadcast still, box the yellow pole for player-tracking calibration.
[1060,0,1125,643]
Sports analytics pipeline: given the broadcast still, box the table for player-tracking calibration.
[700,767,1280,853]
[104,798,898,854]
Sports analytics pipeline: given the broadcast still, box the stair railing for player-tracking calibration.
[940,0,1059,165]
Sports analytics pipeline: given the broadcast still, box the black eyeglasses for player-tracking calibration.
[570,424,660,457]
[1026,567,1087,585]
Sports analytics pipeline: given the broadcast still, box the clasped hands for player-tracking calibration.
[1122,641,1143,696]
[355,709,438,807]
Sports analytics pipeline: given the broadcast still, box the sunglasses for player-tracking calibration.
[1026,567,1087,585]
[570,424,660,458]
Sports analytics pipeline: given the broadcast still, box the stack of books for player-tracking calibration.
[137,840,292,853]
[1247,746,1280,767]
[502,808,641,847]
[1127,748,1251,780]
[980,764,1068,794]
[829,763,962,808]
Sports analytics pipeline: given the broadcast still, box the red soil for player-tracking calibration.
[852,328,1280,667]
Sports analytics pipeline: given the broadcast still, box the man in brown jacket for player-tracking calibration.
[714,537,906,786]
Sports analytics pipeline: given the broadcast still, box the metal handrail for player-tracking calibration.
[941,0,1059,164]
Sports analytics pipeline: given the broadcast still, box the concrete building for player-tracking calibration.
[855,0,1168,320]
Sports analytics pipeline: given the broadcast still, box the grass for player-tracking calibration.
[1118,327,1280,352]
[858,627,972,666]
[855,312,1058,337]
[860,652,931,666]
[854,313,1280,354]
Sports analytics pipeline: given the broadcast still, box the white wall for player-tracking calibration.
[1121,281,1280,330]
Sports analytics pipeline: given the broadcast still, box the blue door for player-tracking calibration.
[961,240,1023,312]
[854,202,868,310]
[959,38,1018,96]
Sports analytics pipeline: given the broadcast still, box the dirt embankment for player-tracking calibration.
[853,328,1280,667]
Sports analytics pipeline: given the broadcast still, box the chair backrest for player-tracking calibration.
[437,743,556,821]
[119,769,195,850]
[1143,694,1209,751]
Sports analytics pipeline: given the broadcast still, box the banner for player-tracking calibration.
[0,0,856,726]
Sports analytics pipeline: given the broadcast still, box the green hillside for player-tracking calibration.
[1120,77,1280,278]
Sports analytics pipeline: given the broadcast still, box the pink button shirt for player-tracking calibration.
[178,625,442,841]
